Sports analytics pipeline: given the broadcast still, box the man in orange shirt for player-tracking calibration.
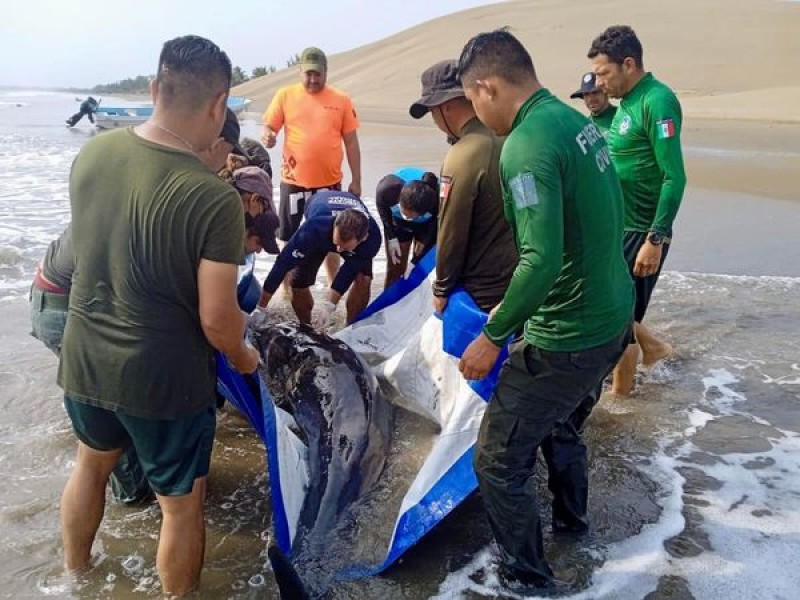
[261,47,361,286]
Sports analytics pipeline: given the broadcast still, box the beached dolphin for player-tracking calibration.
[250,322,392,598]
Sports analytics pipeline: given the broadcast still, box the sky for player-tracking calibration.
[0,0,501,89]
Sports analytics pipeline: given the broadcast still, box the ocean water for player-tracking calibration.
[1,90,799,599]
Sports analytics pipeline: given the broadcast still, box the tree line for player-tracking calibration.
[89,57,301,94]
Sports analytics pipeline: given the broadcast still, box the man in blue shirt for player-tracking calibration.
[254,190,381,330]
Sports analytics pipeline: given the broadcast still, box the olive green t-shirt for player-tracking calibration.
[42,225,74,290]
[607,73,686,236]
[484,89,633,352]
[435,117,517,311]
[58,128,245,419]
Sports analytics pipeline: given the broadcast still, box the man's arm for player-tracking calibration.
[198,259,258,374]
[331,224,381,296]
[375,176,399,241]
[648,93,687,235]
[343,130,362,196]
[483,151,565,346]
[261,91,284,149]
[459,148,564,381]
[259,227,314,305]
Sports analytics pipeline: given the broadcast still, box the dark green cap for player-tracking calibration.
[300,47,327,73]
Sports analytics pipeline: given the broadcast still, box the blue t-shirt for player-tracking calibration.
[394,166,426,183]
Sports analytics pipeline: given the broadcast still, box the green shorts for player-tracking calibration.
[63,395,216,496]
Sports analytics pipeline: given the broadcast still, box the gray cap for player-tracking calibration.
[409,60,465,119]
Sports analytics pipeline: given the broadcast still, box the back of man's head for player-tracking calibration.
[588,25,644,68]
[156,35,232,112]
[334,209,369,242]
[458,28,536,88]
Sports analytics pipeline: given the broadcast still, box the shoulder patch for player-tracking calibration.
[656,118,676,139]
[509,172,538,210]
[439,175,452,206]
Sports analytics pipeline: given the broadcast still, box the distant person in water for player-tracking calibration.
[65,96,100,127]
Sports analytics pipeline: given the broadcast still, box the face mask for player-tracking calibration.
[391,204,433,224]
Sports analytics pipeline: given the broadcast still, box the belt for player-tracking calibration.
[33,268,69,294]
[31,285,70,311]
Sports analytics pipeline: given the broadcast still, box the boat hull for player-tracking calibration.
[94,97,251,129]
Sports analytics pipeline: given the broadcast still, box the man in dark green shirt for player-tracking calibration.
[589,25,687,396]
[57,36,259,596]
[457,30,633,592]
[569,71,617,137]
[409,59,517,312]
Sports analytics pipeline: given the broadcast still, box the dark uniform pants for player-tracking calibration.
[474,324,631,580]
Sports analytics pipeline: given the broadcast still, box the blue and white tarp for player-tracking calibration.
[216,248,508,573]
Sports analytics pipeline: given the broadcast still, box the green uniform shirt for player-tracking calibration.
[484,89,633,352]
[590,104,617,139]
[58,128,245,420]
[435,117,517,312]
[608,73,686,236]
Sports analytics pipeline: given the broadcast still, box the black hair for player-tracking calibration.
[334,209,369,241]
[375,174,404,208]
[457,28,536,88]
[156,35,232,110]
[420,171,439,190]
[587,25,643,68]
[399,179,438,215]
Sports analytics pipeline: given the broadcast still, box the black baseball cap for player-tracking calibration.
[570,72,602,99]
[220,108,247,157]
[409,60,465,119]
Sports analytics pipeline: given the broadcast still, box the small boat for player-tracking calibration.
[93,96,251,129]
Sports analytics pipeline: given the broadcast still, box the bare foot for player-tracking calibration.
[641,341,673,371]
[611,344,640,396]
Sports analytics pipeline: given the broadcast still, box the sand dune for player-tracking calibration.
[234,0,800,123]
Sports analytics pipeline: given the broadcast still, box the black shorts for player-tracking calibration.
[288,251,373,290]
[623,231,670,322]
[278,181,341,241]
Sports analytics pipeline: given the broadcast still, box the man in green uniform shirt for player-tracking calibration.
[570,71,617,137]
[408,59,517,312]
[589,25,687,396]
[457,30,633,591]
[58,36,259,596]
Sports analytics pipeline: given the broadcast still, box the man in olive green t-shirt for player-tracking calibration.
[57,36,259,596]
[457,31,633,592]
[408,59,517,313]
[589,25,687,396]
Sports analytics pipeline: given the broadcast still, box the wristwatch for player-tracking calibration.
[646,231,665,246]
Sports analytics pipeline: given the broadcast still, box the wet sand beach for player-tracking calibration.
[1,0,799,597]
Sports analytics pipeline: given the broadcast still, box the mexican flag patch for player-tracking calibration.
[656,118,676,139]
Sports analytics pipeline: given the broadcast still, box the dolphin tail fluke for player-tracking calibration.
[268,544,312,600]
